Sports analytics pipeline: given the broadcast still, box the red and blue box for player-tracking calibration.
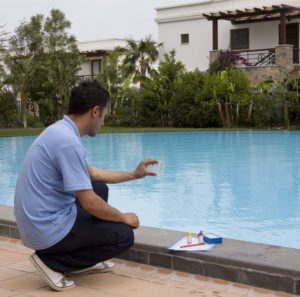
[203,233,223,244]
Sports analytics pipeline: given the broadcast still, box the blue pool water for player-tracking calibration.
[1,131,300,249]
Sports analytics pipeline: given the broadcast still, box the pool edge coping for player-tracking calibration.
[0,205,299,295]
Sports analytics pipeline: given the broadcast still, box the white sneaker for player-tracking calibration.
[67,260,116,276]
[29,253,75,291]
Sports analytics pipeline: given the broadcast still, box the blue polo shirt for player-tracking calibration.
[14,115,92,250]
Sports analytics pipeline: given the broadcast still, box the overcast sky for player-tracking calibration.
[2,0,196,42]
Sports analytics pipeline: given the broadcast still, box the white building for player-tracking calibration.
[76,38,128,80]
[155,0,300,71]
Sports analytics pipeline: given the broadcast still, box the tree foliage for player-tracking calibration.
[4,9,83,126]
[118,35,163,81]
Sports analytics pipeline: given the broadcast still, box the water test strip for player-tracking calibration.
[149,162,165,174]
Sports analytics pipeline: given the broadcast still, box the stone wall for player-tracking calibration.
[241,65,286,86]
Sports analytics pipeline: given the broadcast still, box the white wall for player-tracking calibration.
[158,19,210,71]
[158,18,233,71]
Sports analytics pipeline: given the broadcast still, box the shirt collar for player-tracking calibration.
[63,115,80,138]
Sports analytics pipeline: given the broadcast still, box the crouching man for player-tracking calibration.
[14,80,158,291]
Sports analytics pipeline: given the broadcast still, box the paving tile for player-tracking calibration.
[157,268,173,275]
[83,291,126,297]
[117,261,140,274]
[274,292,297,297]
[112,266,140,278]
[217,291,249,297]
[213,278,231,286]
[74,272,128,291]
[219,285,251,297]
[232,283,252,290]
[0,236,9,242]
[0,286,16,297]
[0,266,27,281]
[200,287,223,296]
[7,260,36,273]
[0,250,29,265]
[248,287,273,296]
[227,282,253,295]
[154,287,208,297]
[0,274,45,292]
[77,273,167,297]
[179,282,208,293]
[104,277,168,297]
[203,278,231,294]
[140,264,155,272]
[111,258,124,264]
[0,243,32,255]
[8,238,21,244]
[180,275,211,291]
[26,285,97,297]
[113,264,157,281]
[124,262,140,268]
[154,270,193,287]
[194,275,211,283]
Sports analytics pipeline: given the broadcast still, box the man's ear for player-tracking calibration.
[91,105,100,117]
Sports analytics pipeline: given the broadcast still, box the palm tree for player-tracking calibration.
[52,57,81,120]
[120,35,163,81]
[5,56,35,128]
[0,25,9,79]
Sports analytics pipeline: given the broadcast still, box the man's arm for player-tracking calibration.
[87,158,158,183]
[75,189,140,228]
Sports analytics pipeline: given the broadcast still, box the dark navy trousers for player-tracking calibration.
[36,181,134,272]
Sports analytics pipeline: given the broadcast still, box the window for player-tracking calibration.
[181,34,189,44]
[91,59,102,78]
[231,28,249,50]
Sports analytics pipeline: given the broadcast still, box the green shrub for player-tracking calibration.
[26,114,44,128]
[0,91,21,127]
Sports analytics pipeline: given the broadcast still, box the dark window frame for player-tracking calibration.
[91,59,102,77]
[230,28,249,50]
[181,33,189,45]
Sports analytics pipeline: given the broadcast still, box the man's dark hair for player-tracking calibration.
[68,80,110,115]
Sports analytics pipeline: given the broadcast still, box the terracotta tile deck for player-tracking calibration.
[0,236,297,297]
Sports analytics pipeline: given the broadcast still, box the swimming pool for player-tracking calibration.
[1,131,300,249]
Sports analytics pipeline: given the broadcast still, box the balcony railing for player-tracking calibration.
[76,75,98,82]
[234,48,276,67]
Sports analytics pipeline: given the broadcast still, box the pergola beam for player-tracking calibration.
[232,13,300,24]
[203,4,300,22]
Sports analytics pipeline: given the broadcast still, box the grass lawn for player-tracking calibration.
[0,126,265,137]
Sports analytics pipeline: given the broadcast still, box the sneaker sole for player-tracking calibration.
[30,255,75,292]
[66,266,114,277]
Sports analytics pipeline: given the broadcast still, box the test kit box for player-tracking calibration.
[203,233,222,244]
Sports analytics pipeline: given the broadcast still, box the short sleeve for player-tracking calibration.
[55,144,92,192]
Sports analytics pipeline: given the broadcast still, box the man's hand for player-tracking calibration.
[122,212,140,229]
[133,158,159,179]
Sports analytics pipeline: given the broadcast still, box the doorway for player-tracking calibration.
[286,23,299,63]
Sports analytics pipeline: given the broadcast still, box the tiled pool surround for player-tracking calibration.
[0,205,299,295]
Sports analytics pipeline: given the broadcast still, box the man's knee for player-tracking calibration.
[118,225,134,249]
[92,181,109,202]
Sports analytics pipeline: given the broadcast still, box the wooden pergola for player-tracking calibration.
[80,50,107,57]
[203,4,300,50]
